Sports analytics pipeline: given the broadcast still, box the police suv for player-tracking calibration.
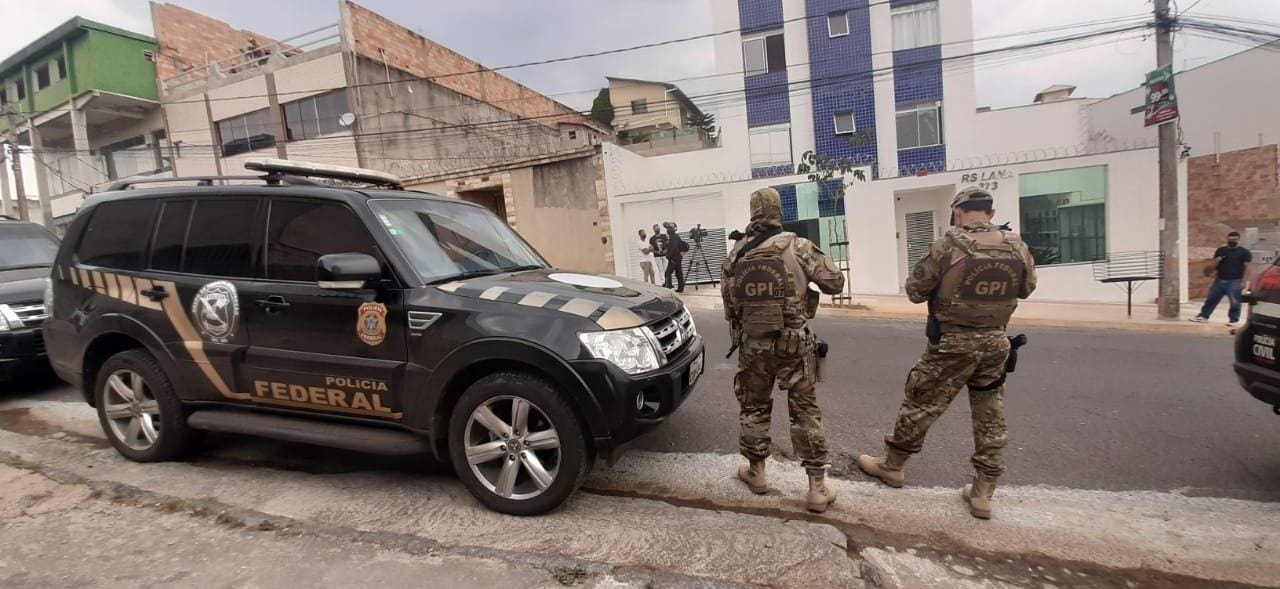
[1235,258,1280,416]
[43,159,703,515]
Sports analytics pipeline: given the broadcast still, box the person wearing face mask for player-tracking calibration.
[1191,231,1253,327]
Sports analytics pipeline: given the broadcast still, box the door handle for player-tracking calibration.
[255,295,291,312]
[140,285,168,302]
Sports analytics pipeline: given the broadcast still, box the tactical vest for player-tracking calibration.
[934,230,1025,329]
[730,233,808,336]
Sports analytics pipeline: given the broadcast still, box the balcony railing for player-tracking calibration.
[617,127,718,156]
[160,23,340,95]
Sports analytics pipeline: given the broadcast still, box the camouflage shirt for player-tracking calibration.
[905,220,1037,327]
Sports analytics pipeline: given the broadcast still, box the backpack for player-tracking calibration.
[729,233,805,337]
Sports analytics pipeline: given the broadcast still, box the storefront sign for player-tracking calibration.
[1144,65,1179,127]
[960,169,1012,192]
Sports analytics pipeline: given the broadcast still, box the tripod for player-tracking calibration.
[683,238,720,291]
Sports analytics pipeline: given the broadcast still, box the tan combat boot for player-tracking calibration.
[961,474,998,519]
[856,449,908,488]
[737,460,768,494]
[806,472,837,513]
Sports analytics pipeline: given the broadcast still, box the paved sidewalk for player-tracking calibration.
[676,286,1235,335]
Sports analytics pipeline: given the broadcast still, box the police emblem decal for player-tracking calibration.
[191,281,239,343]
[358,302,388,346]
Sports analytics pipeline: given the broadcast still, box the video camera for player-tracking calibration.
[689,223,709,245]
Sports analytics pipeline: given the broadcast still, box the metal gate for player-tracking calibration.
[904,211,935,278]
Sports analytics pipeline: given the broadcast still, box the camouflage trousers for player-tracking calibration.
[885,329,1010,478]
[734,327,829,473]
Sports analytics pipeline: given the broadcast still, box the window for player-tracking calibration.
[281,90,351,141]
[630,99,648,114]
[15,79,25,101]
[742,30,785,76]
[0,223,60,271]
[1019,167,1108,266]
[369,199,546,284]
[0,89,7,106]
[149,200,192,272]
[828,11,850,38]
[895,102,942,149]
[891,1,940,51]
[75,200,157,270]
[833,111,856,135]
[749,124,792,167]
[55,56,66,80]
[34,65,50,90]
[265,200,380,282]
[216,109,276,157]
[102,135,159,180]
[182,200,259,277]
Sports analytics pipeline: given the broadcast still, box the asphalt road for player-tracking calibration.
[633,311,1280,502]
[8,311,1279,502]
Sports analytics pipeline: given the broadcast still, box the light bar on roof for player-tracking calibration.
[244,157,403,188]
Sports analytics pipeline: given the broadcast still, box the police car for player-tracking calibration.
[1235,258,1280,416]
[43,159,703,515]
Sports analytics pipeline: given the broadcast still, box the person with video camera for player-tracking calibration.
[662,221,689,292]
[856,188,1036,520]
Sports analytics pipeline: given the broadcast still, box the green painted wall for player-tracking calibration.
[29,45,72,113]
[84,29,157,101]
[1018,165,1108,204]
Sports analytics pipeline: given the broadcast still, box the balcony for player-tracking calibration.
[617,127,718,157]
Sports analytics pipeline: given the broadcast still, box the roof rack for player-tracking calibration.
[244,158,404,189]
[101,159,405,192]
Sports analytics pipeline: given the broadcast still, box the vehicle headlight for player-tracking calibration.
[579,327,661,375]
[0,305,10,333]
[42,278,54,316]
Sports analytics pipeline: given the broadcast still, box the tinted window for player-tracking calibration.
[183,200,259,277]
[149,200,193,272]
[75,200,155,270]
[265,200,379,282]
[0,223,60,270]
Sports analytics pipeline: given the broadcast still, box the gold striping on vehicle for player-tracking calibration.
[559,298,602,318]
[596,305,646,330]
[517,291,556,308]
[479,286,509,300]
[438,282,464,293]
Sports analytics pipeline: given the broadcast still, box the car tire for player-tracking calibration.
[94,350,199,462]
[448,371,591,516]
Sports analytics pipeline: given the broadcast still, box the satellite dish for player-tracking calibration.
[338,113,356,127]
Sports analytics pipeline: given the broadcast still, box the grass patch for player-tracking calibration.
[550,567,591,586]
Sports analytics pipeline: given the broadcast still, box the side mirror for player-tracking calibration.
[317,253,382,290]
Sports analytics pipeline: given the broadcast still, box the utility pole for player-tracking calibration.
[6,143,30,222]
[1155,0,1181,319]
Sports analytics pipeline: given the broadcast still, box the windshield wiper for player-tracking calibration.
[502,265,545,273]
[427,269,506,285]
[0,264,52,272]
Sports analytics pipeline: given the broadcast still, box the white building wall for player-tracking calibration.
[937,0,978,167]
[1086,43,1280,157]
[957,100,1093,162]
[782,0,815,165]
[869,1,897,172]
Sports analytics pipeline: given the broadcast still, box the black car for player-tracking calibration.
[44,159,703,515]
[0,216,59,381]
[1235,258,1280,415]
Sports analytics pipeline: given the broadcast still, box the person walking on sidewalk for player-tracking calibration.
[638,228,656,284]
[723,187,846,513]
[1191,231,1252,327]
[857,188,1036,519]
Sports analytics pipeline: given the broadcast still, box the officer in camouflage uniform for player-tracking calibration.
[723,187,846,513]
[857,188,1036,519]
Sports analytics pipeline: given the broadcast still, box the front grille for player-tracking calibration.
[649,307,697,361]
[32,330,45,355]
[3,301,46,328]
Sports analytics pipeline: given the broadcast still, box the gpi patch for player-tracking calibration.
[357,302,388,346]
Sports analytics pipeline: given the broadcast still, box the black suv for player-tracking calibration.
[44,160,703,515]
[0,216,59,381]
[1235,258,1280,416]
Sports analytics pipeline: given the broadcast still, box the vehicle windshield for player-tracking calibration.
[0,223,59,271]
[369,199,547,284]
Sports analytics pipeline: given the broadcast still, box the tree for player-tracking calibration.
[590,89,614,127]
[686,111,718,139]
[795,150,867,200]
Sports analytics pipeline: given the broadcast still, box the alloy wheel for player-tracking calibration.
[463,395,562,500]
[102,369,162,451]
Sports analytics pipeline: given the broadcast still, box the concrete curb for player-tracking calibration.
[678,294,1236,336]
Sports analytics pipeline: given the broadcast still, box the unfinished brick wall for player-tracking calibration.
[1187,144,1280,297]
[343,1,604,132]
[150,2,287,83]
